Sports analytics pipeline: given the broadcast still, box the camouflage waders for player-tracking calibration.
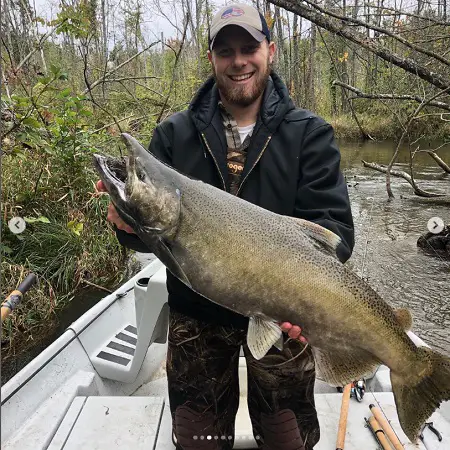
[167,309,320,450]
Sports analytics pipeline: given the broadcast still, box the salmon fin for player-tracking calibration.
[274,334,284,352]
[390,347,450,442]
[156,238,192,287]
[312,345,381,386]
[247,317,282,360]
[288,218,341,254]
[393,307,413,331]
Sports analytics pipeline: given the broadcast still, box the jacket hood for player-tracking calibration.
[188,71,295,133]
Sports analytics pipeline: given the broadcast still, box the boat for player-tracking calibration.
[1,258,449,449]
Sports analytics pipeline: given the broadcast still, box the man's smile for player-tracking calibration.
[228,72,255,82]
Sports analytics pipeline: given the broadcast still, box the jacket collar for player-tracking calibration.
[189,72,295,193]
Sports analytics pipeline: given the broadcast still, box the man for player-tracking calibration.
[98,3,354,449]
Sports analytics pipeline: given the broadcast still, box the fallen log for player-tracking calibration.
[361,160,447,199]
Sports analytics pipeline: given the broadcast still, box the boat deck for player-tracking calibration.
[44,391,447,449]
[44,356,448,450]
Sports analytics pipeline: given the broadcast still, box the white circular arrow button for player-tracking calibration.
[427,216,444,234]
[8,216,26,234]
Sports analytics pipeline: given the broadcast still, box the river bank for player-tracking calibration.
[330,113,450,141]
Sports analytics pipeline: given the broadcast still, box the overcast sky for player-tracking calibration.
[31,0,238,45]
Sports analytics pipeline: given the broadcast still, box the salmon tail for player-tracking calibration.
[390,347,450,443]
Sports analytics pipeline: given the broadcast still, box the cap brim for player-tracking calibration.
[211,24,266,49]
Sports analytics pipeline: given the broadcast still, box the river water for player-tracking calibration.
[340,140,450,356]
[2,140,449,385]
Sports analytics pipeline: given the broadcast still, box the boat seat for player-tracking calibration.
[88,266,169,383]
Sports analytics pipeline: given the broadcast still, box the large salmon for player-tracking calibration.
[94,133,450,442]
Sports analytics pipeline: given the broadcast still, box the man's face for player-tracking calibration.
[208,26,276,107]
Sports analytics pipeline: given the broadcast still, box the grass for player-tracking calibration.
[1,140,130,365]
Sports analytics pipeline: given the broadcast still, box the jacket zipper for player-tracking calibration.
[236,135,272,196]
[200,132,227,190]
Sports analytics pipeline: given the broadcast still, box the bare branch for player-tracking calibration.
[424,151,450,174]
[98,76,161,83]
[333,81,450,111]
[300,0,450,67]
[81,37,125,136]
[385,87,450,198]
[268,0,450,90]
[82,40,160,95]
[362,160,447,198]
[156,14,189,124]
[362,4,450,26]
[16,20,67,72]
[317,28,373,140]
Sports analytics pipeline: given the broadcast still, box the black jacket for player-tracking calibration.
[117,72,354,328]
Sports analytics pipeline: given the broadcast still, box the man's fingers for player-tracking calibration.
[107,204,135,234]
[111,216,135,234]
[278,322,307,343]
[96,180,107,192]
[98,186,136,234]
[106,203,117,222]
[279,322,292,332]
[117,223,135,233]
[288,325,302,340]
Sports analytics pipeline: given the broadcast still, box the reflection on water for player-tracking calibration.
[340,140,450,356]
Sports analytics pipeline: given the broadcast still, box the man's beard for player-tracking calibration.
[213,60,272,107]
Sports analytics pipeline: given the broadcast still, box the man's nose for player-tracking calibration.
[232,51,248,68]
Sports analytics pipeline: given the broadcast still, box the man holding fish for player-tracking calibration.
[97,3,354,449]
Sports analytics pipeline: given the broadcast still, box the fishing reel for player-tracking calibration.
[351,379,366,402]
[336,379,365,402]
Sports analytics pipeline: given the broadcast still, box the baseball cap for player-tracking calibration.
[209,3,271,50]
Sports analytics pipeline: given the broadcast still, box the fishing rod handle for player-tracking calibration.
[16,273,37,294]
[369,404,404,450]
[1,273,37,322]
[336,383,352,450]
[368,416,394,450]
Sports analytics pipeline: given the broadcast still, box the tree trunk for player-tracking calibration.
[308,23,316,112]
[292,13,299,104]
[101,0,108,61]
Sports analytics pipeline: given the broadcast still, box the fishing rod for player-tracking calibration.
[369,404,404,450]
[336,383,352,450]
[365,416,392,450]
[1,273,37,323]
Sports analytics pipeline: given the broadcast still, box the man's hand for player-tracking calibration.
[96,180,136,234]
[279,322,307,344]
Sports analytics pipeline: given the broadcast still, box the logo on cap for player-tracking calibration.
[221,7,244,19]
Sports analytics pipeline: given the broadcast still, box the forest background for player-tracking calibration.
[1,0,449,376]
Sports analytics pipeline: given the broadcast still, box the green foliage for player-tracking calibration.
[1,64,127,361]
[67,220,84,236]
[24,216,51,224]
[5,68,98,192]
[51,3,97,39]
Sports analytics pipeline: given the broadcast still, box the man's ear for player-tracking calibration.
[268,41,276,64]
[207,50,213,63]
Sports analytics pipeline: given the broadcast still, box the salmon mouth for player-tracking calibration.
[93,154,128,201]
